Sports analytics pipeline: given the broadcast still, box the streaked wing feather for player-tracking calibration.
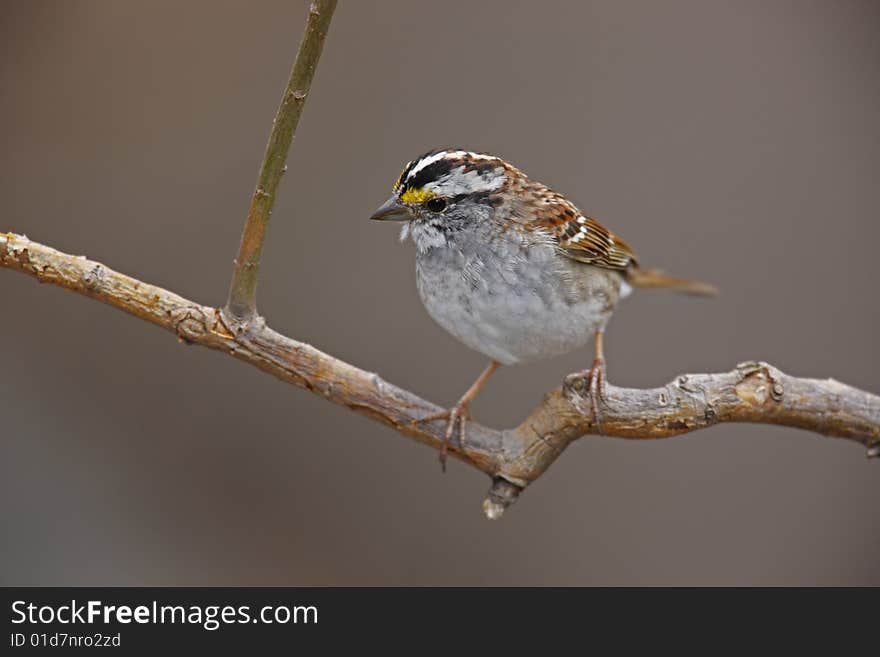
[522,183,638,271]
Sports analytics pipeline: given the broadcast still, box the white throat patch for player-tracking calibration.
[400,221,447,253]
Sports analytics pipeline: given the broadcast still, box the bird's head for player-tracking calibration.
[370,149,511,252]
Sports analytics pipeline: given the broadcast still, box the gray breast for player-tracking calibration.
[415,226,622,365]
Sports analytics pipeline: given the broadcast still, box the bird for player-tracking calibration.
[370,149,716,469]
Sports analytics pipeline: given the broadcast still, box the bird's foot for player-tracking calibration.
[412,400,472,472]
[566,357,607,433]
[587,356,607,432]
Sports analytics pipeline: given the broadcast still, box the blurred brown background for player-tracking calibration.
[2,0,878,585]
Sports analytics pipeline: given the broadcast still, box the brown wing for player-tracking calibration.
[523,183,638,270]
[496,169,717,293]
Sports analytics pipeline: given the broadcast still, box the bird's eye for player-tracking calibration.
[426,197,447,213]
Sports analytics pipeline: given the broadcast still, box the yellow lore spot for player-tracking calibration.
[393,163,410,192]
[400,187,436,204]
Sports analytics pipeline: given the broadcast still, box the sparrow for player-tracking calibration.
[371,149,715,468]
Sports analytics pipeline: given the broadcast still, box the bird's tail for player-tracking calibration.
[625,267,718,297]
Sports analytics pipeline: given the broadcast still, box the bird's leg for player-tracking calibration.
[587,329,607,433]
[413,360,500,472]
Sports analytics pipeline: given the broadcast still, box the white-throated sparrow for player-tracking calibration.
[371,149,716,468]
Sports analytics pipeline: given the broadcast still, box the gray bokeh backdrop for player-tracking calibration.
[2,1,878,585]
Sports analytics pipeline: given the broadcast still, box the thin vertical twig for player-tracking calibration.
[225,0,338,322]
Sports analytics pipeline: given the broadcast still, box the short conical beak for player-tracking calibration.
[369,195,413,222]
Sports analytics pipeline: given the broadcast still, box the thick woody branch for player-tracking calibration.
[3,232,878,519]
[500,366,880,487]
[2,233,503,475]
[225,0,337,321]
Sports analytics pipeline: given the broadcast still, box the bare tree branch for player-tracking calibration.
[3,232,877,518]
[226,0,337,321]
